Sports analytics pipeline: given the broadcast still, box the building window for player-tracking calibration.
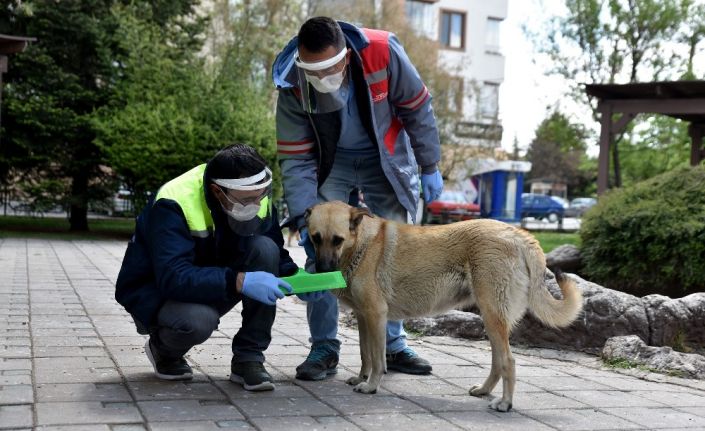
[405,0,436,39]
[440,10,465,50]
[480,83,499,118]
[447,77,463,112]
[485,17,502,54]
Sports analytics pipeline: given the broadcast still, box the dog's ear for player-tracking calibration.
[349,206,372,232]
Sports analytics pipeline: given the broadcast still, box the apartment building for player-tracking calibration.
[404,0,507,148]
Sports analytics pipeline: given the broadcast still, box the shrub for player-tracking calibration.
[580,164,705,297]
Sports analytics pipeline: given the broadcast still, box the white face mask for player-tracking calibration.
[222,201,260,222]
[306,70,345,93]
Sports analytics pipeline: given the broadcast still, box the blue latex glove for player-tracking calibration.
[298,227,316,260]
[296,290,328,302]
[421,170,443,202]
[241,271,292,305]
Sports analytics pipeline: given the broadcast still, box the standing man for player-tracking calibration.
[115,144,298,391]
[273,17,443,381]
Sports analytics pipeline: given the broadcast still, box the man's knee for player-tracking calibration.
[167,304,219,345]
[242,236,279,273]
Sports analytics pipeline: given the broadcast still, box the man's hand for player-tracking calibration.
[238,271,292,305]
[421,170,443,202]
[298,227,316,260]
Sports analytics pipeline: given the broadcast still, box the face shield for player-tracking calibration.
[213,167,273,236]
[295,47,351,114]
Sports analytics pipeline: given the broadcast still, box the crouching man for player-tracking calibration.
[115,143,298,391]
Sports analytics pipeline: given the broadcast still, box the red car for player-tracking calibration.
[425,191,480,224]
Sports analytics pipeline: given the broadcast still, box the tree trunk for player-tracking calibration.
[69,171,89,231]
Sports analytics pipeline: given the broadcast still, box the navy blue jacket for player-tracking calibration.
[115,163,298,331]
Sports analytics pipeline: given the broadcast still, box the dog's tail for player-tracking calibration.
[527,267,583,328]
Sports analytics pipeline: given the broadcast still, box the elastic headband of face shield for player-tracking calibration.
[294,47,350,114]
[294,46,347,71]
[213,168,273,236]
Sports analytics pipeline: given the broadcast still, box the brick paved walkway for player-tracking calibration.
[1,237,705,430]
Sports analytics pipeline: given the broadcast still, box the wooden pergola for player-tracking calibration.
[585,81,705,194]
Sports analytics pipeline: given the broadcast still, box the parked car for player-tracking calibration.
[564,197,597,218]
[109,188,133,216]
[425,190,480,224]
[520,193,565,223]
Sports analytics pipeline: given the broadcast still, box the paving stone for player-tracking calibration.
[215,381,310,399]
[430,364,498,379]
[439,410,554,431]
[349,413,462,431]
[149,420,254,430]
[0,384,33,404]
[679,406,705,418]
[518,375,614,391]
[36,383,132,402]
[554,390,667,408]
[0,358,31,371]
[35,357,121,384]
[0,404,33,429]
[137,400,244,422]
[381,378,469,396]
[324,395,426,415]
[233,396,337,417]
[406,394,494,412]
[36,426,113,431]
[0,345,31,358]
[33,336,103,347]
[522,408,642,430]
[590,376,685,391]
[0,370,32,385]
[36,401,142,426]
[253,415,362,430]
[127,381,226,401]
[34,346,108,357]
[603,407,705,429]
[628,390,705,407]
[509,391,591,410]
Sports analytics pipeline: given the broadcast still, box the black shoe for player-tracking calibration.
[386,347,432,375]
[230,361,275,391]
[295,343,339,381]
[145,339,193,381]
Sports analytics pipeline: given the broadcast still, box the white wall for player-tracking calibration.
[407,0,507,142]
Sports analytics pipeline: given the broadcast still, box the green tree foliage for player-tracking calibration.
[580,164,705,297]
[533,0,704,188]
[0,0,202,230]
[526,111,595,197]
[619,116,692,187]
[93,7,277,211]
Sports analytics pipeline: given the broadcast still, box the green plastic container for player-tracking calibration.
[280,268,347,295]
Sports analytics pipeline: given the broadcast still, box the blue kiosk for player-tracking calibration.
[460,160,532,224]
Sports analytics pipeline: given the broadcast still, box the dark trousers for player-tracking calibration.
[151,235,280,363]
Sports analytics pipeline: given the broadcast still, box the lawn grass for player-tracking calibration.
[0,215,135,240]
[1,215,581,252]
[532,231,581,253]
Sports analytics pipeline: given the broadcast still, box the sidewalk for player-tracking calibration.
[1,237,705,430]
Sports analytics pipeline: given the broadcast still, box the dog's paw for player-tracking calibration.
[346,376,364,386]
[352,382,377,394]
[469,384,489,397]
[490,398,512,412]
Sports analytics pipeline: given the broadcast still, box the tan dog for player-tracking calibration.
[304,201,582,412]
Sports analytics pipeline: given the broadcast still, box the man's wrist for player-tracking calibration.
[236,272,245,294]
[421,163,438,174]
